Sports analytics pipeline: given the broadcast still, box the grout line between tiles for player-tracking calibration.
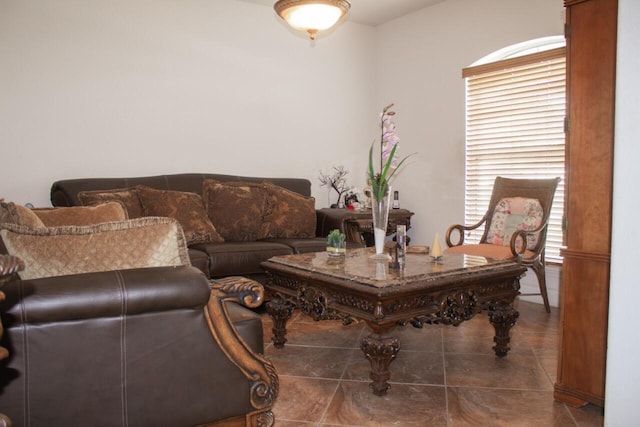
[316,378,342,426]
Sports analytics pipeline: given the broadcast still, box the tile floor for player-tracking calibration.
[261,300,604,427]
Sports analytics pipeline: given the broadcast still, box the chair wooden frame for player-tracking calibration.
[445,176,561,313]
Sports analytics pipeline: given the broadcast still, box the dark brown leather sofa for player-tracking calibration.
[0,262,278,427]
[50,173,346,283]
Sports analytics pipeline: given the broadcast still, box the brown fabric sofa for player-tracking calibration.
[50,173,342,283]
[0,261,277,427]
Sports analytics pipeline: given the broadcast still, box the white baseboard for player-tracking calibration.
[517,264,561,308]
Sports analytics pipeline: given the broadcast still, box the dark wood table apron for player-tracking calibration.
[261,248,526,396]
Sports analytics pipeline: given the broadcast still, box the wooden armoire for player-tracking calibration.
[554,0,617,408]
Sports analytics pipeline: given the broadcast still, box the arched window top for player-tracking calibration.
[470,35,565,67]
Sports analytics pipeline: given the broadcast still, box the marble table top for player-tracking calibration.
[266,248,515,289]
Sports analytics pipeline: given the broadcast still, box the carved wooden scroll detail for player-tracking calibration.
[409,290,479,327]
[207,277,278,424]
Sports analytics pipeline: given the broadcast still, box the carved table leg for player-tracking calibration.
[488,302,519,357]
[360,333,400,396]
[265,300,294,349]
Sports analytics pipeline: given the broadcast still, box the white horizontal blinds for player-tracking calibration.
[462,47,566,263]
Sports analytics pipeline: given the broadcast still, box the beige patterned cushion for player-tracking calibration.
[261,182,316,239]
[485,197,544,250]
[445,242,536,260]
[32,202,128,227]
[0,217,191,280]
[0,202,45,228]
[202,180,268,242]
[78,187,145,218]
[136,186,224,245]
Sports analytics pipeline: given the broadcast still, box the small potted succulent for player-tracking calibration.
[326,229,346,258]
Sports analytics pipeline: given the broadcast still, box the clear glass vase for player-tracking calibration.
[370,185,391,260]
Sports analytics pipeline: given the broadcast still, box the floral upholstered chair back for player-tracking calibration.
[477,177,560,254]
[485,197,545,251]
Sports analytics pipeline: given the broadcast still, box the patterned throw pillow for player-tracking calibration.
[32,202,128,226]
[261,182,316,239]
[0,202,45,228]
[0,217,191,280]
[78,187,145,219]
[202,180,268,242]
[485,197,544,250]
[136,186,224,245]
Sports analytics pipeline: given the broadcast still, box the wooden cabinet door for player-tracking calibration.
[554,0,617,408]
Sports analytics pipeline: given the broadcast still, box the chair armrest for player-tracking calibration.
[445,218,488,247]
[1,265,210,325]
[509,223,548,259]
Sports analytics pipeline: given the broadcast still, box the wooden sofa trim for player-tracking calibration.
[206,276,278,427]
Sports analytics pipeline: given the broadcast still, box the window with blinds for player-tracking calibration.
[462,46,566,263]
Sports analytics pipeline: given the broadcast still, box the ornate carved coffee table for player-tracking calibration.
[260,248,526,396]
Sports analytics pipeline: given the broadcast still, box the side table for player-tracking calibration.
[316,208,414,246]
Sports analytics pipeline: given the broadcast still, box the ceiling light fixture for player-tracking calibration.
[274,0,351,40]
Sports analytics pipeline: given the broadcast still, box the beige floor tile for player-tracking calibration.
[272,376,339,424]
[444,331,534,356]
[566,404,605,427]
[280,318,365,348]
[322,381,448,427]
[261,300,604,427]
[387,323,443,353]
[447,387,576,426]
[265,345,354,379]
[342,349,445,386]
[445,353,553,390]
[538,356,558,385]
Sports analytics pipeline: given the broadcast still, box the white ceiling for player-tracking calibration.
[238,0,446,26]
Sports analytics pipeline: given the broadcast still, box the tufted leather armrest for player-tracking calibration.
[0,265,276,426]
[1,266,209,325]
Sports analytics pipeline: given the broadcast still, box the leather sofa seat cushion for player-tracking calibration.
[225,301,264,354]
[31,202,128,226]
[262,237,327,254]
[192,241,293,278]
[202,180,268,242]
[137,186,224,245]
[262,182,316,239]
[0,217,191,280]
[78,187,145,218]
[0,202,45,228]
[188,248,210,279]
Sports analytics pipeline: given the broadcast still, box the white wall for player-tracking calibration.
[0,0,565,220]
[374,0,565,247]
[0,0,377,206]
[605,0,640,424]
[0,0,564,304]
